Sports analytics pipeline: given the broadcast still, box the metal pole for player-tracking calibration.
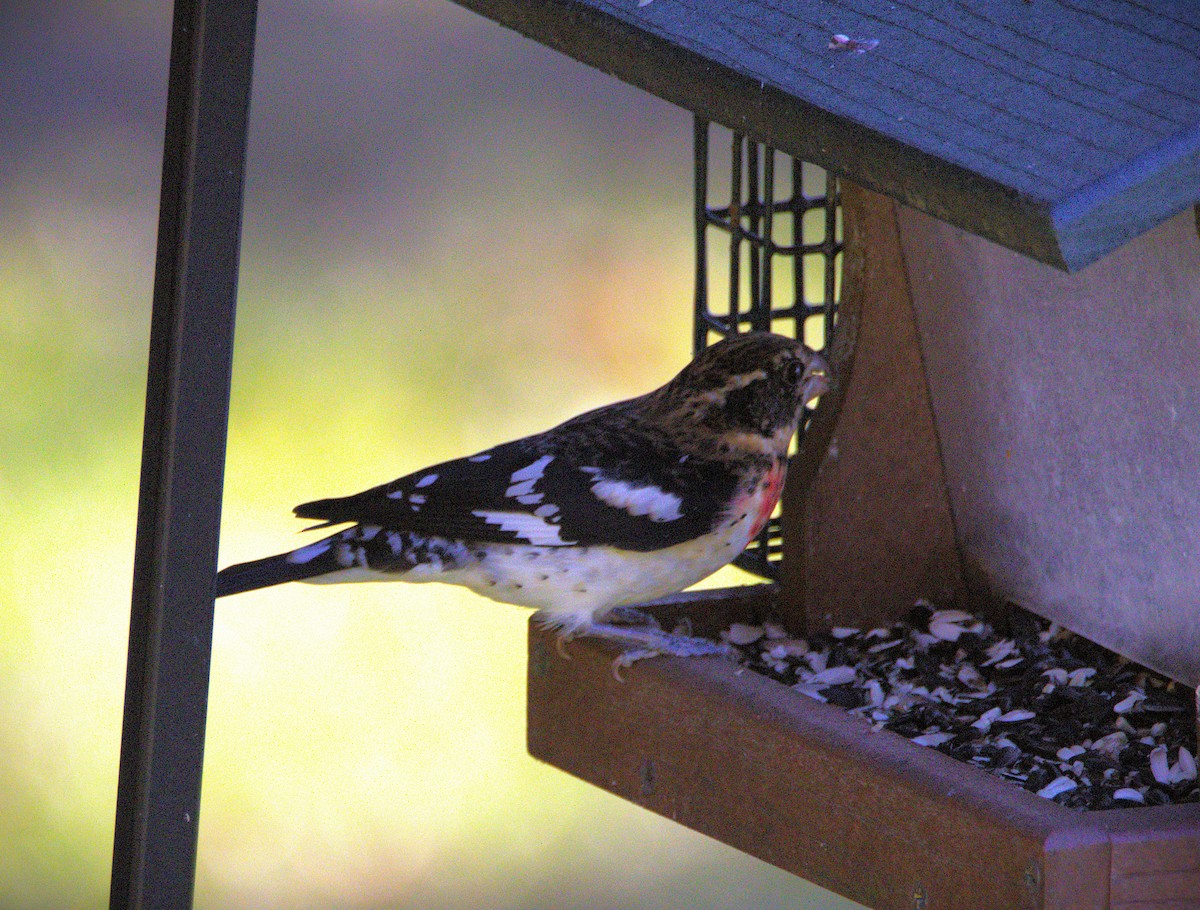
[693,116,710,353]
[110,1,257,907]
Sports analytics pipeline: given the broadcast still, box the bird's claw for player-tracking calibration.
[611,649,661,681]
[554,630,574,660]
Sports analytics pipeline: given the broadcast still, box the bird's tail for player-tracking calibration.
[216,536,348,598]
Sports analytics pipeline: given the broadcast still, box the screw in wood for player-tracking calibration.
[639,759,656,797]
[911,882,928,909]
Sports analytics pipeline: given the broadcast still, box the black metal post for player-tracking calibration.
[693,116,710,353]
[728,131,742,332]
[110,1,257,908]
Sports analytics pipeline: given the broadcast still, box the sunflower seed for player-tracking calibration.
[1178,747,1197,781]
[912,732,955,747]
[997,709,1037,723]
[1113,788,1144,803]
[1068,668,1097,687]
[726,623,764,646]
[808,665,857,686]
[763,622,788,640]
[930,619,967,642]
[1150,746,1172,784]
[1113,691,1146,714]
[1036,776,1078,799]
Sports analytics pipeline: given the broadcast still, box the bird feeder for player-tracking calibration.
[110,2,1200,909]
[444,2,1200,908]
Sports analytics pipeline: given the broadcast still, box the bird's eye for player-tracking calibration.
[786,360,805,383]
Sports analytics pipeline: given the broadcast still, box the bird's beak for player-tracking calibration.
[802,352,832,404]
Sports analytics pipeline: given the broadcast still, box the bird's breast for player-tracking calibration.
[735,459,787,540]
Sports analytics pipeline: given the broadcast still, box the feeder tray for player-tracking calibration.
[441,2,1200,907]
[529,589,1200,910]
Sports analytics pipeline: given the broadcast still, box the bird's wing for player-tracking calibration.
[292,420,739,552]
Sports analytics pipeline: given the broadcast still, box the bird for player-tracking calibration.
[216,332,830,664]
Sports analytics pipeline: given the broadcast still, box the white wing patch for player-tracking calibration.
[472,509,575,546]
[505,454,553,502]
[396,470,444,499]
[587,475,684,523]
[390,472,441,499]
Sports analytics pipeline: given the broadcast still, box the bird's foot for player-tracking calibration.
[579,622,734,681]
[600,605,662,629]
[535,612,730,679]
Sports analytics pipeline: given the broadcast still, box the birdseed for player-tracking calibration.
[720,602,1198,811]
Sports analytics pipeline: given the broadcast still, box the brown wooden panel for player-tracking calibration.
[895,201,1200,686]
[1042,828,1111,910]
[781,181,966,634]
[1107,812,1200,909]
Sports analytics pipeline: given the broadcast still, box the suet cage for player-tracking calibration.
[692,119,842,581]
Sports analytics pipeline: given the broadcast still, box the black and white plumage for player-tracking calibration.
[217,333,830,659]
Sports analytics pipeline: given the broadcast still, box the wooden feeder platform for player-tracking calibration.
[449,2,1200,908]
[529,588,1200,910]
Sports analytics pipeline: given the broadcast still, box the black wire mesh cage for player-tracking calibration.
[691,116,843,580]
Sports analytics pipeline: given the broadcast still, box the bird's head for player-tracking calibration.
[655,332,831,458]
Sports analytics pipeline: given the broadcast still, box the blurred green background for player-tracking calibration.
[1,2,863,907]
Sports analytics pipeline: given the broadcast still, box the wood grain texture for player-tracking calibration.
[451,0,1200,269]
[897,199,1200,687]
[1106,809,1200,909]
[780,181,966,633]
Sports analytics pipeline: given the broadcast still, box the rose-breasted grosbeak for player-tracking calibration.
[217,332,829,662]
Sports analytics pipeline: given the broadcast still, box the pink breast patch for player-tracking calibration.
[748,461,786,538]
